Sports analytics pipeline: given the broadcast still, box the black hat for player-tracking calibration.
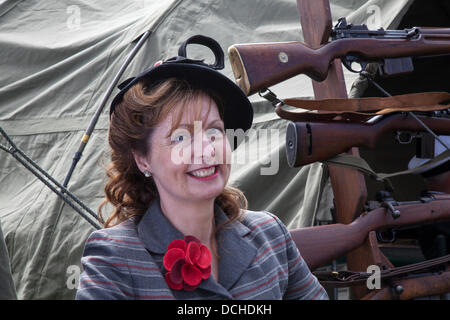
[110,35,253,133]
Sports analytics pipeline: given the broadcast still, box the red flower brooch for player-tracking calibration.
[163,235,212,291]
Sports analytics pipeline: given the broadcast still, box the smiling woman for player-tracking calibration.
[75,35,328,300]
[105,78,244,282]
[104,78,244,257]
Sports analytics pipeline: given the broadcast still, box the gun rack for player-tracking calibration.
[296,0,394,299]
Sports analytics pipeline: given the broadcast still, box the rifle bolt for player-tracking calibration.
[392,209,401,219]
[381,201,401,219]
[394,285,404,295]
[278,52,288,63]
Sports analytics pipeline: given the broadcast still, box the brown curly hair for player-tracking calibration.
[99,77,248,234]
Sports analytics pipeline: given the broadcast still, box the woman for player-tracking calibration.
[75,35,328,300]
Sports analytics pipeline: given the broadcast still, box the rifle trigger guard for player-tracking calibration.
[396,131,421,144]
[342,56,364,73]
[376,229,397,243]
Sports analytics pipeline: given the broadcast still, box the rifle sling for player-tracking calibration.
[276,103,450,123]
[323,150,450,181]
[277,108,368,123]
[283,91,450,114]
[314,254,450,287]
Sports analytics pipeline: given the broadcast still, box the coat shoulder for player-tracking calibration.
[77,217,174,299]
[83,217,145,253]
[240,209,287,238]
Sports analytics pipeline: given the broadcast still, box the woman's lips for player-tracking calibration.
[187,165,218,181]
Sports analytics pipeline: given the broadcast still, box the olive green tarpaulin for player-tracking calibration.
[0,0,413,299]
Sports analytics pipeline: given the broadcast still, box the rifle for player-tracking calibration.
[285,111,450,167]
[228,18,450,96]
[290,193,450,271]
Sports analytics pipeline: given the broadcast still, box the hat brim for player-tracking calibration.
[111,62,253,133]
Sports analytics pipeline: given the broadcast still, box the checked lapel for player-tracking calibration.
[137,198,184,255]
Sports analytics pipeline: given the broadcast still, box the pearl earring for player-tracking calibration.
[144,171,151,178]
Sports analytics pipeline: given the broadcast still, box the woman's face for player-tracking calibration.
[134,94,232,206]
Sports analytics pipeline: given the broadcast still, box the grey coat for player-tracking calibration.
[76,198,328,300]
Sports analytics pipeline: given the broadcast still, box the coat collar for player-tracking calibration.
[137,197,184,255]
[137,197,258,292]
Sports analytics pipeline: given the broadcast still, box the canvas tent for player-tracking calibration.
[0,0,433,299]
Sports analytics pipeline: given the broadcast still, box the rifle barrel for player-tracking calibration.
[420,28,450,35]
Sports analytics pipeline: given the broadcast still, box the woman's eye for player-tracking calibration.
[174,135,184,142]
[208,127,224,135]
[172,134,190,143]
[170,129,191,144]
[206,127,225,142]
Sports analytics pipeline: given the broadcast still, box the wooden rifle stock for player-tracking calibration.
[290,194,450,271]
[286,113,450,167]
[228,29,450,96]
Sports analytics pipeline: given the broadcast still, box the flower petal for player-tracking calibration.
[199,265,211,280]
[181,264,202,286]
[196,245,212,269]
[163,248,184,271]
[186,241,200,265]
[165,272,183,290]
[184,235,201,244]
[169,258,185,284]
[167,239,187,252]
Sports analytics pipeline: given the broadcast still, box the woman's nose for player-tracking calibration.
[191,129,216,163]
[201,131,216,159]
